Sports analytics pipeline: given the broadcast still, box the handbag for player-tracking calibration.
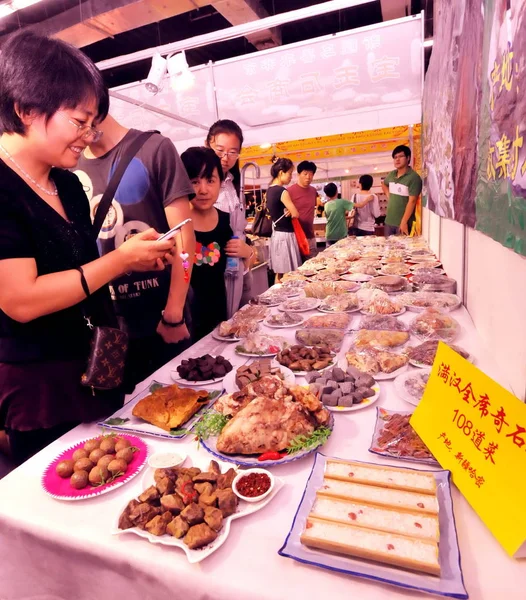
[252,200,272,237]
[292,218,310,258]
[81,131,157,391]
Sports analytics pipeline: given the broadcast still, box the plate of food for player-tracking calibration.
[223,359,296,393]
[235,333,288,357]
[277,344,335,375]
[232,304,269,323]
[318,293,361,313]
[369,408,438,465]
[303,312,352,330]
[42,433,149,501]
[306,365,380,412]
[99,381,223,440]
[379,264,411,277]
[409,263,443,273]
[171,355,233,386]
[399,292,461,313]
[278,454,467,599]
[408,255,439,263]
[339,273,375,283]
[352,329,410,352]
[362,275,411,294]
[345,348,410,381]
[212,319,259,342]
[264,312,305,328]
[252,289,290,306]
[357,314,408,332]
[279,297,321,312]
[345,263,379,276]
[408,340,472,368]
[200,381,334,467]
[295,329,346,353]
[408,309,460,342]
[394,369,431,406]
[359,290,406,317]
[113,456,284,563]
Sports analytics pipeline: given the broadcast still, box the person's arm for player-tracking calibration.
[381,180,389,197]
[353,195,374,209]
[0,230,174,323]
[157,199,195,343]
[399,176,423,235]
[280,190,300,218]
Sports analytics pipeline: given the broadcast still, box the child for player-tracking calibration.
[323,182,355,245]
[180,147,234,341]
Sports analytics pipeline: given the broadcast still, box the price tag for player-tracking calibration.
[410,342,526,557]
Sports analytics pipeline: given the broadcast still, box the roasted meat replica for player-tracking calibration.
[118,460,238,550]
[214,376,330,455]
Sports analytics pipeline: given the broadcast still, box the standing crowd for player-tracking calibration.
[0,31,421,465]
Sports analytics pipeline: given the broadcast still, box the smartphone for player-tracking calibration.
[157,218,192,242]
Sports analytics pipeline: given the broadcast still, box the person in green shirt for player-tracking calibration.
[323,183,355,245]
[382,145,422,235]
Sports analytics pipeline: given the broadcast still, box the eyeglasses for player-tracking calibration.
[213,147,240,159]
[58,113,103,143]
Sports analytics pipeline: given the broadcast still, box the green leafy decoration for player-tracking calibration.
[103,417,130,426]
[286,426,332,455]
[149,382,165,393]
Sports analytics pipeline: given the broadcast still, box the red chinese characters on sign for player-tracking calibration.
[474,393,491,417]
[506,425,526,448]
[491,406,509,434]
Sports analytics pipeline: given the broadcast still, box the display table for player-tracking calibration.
[0,306,523,600]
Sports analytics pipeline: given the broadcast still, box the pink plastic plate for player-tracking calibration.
[42,434,148,501]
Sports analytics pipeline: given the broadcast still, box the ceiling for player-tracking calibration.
[0,0,434,89]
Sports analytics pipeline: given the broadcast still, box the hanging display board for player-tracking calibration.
[423,0,526,256]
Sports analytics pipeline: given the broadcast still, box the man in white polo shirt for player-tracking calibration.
[382,145,422,235]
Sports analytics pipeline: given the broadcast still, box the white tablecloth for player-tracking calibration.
[0,305,523,600]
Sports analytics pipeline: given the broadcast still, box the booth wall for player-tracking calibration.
[422,207,526,400]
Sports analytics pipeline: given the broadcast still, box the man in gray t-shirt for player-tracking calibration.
[75,115,195,391]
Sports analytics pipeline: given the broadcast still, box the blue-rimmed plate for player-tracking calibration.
[278,453,468,599]
[98,381,223,440]
[201,413,334,468]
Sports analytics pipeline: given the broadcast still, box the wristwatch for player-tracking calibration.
[161,311,186,327]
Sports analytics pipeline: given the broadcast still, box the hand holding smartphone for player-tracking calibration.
[157,218,192,242]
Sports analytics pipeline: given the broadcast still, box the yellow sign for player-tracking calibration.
[411,343,526,557]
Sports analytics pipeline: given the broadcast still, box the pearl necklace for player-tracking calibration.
[0,143,58,196]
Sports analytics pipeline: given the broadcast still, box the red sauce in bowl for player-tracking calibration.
[236,472,271,498]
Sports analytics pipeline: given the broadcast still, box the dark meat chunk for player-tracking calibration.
[216,488,238,518]
[193,471,218,483]
[175,475,197,505]
[208,460,221,475]
[161,511,173,524]
[185,467,202,479]
[184,523,218,550]
[156,476,175,496]
[167,515,189,539]
[139,485,160,503]
[145,515,167,536]
[204,506,224,532]
[180,502,205,526]
[128,503,160,529]
[118,512,134,530]
[160,494,185,514]
[217,468,237,489]
[154,467,178,484]
[194,482,214,496]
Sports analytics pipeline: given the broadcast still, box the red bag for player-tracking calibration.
[292,218,310,258]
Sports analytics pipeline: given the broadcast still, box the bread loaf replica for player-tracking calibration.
[301,459,441,576]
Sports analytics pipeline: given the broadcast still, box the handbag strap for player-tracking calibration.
[92,130,158,236]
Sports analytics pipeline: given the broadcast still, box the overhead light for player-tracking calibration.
[144,53,167,94]
[423,39,434,48]
[0,3,14,17]
[11,0,41,7]
[260,143,272,150]
[168,51,195,91]
[345,169,350,174]
[374,166,378,171]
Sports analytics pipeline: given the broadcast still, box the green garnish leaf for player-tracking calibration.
[207,390,222,401]
[286,426,332,455]
[169,428,190,436]
[103,417,130,426]
[192,410,230,448]
[150,382,165,393]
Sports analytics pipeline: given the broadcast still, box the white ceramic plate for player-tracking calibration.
[171,372,226,387]
[339,273,375,282]
[394,368,431,406]
[113,457,284,563]
[378,269,411,277]
[263,315,306,328]
[325,382,381,412]
[373,362,410,381]
[223,364,295,393]
[278,298,321,312]
[211,329,241,343]
[318,304,361,314]
[410,264,443,272]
